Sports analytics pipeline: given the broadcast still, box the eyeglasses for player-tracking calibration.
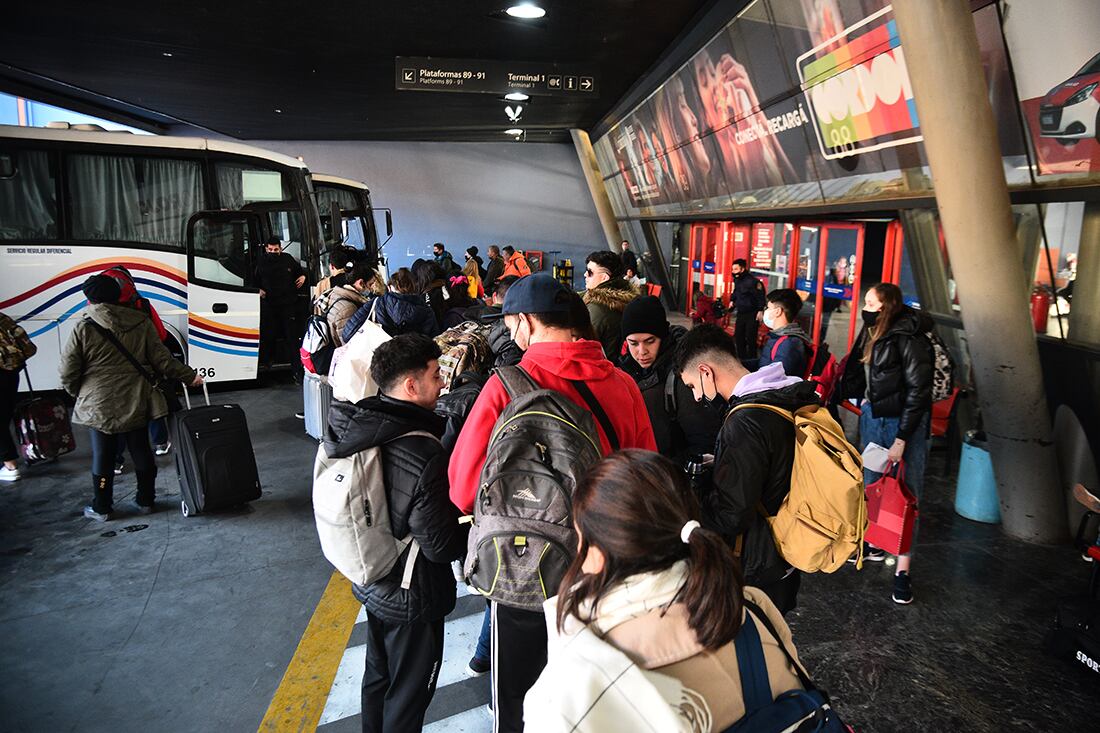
[584,267,606,278]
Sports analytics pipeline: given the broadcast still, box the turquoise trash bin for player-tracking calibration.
[955,432,1001,524]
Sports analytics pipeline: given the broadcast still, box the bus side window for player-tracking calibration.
[0,149,58,241]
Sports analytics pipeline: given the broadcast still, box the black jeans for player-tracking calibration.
[260,299,303,377]
[491,602,548,733]
[754,570,801,616]
[735,311,759,360]
[0,369,18,463]
[361,612,444,733]
[89,427,157,512]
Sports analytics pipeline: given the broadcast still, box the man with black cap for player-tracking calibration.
[620,296,721,464]
[60,275,201,521]
[255,236,306,379]
[448,274,655,733]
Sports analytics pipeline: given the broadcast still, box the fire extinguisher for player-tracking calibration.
[1030,286,1051,334]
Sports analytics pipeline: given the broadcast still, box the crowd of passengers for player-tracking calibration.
[0,239,938,733]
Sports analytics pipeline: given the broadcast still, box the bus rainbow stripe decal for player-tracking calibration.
[0,257,186,311]
[187,313,260,340]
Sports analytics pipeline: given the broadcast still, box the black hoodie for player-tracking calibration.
[708,380,821,587]
[619,326,720,463]
[324,395,464,624]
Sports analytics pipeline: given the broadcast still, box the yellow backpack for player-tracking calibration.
[729,403,867,572]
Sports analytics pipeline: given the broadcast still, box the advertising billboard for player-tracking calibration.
[597,0,1038,218]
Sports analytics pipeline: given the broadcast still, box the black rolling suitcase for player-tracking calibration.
[173,383,262,517]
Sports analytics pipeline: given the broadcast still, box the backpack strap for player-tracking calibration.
[770,335,789,361]
[571,380,620,451]
[494,365,540,401]
[734,605,774,714]
[727,402,795,424]
[664,369,678,417]
[742,600,817,693]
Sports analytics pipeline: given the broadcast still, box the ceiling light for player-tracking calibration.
[274,108,283,114]
[505,128,524,136]
[506,3,546,19]
[505,92,529,101]
[162,52,173,57]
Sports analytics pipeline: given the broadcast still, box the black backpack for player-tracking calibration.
[463,366,617,611]
[434,372,487,454]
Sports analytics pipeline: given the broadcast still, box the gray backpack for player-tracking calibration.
[463,367,615,611]
[313,431,438,588]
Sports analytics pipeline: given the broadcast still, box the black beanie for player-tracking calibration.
[467,246,479,257]
[82,274,122,305]
[621,295,669,339]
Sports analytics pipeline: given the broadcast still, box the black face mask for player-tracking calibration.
[264,250,280,259]
[699,370,729,414]
[862,309,880,326]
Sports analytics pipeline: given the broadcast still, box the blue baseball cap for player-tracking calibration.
[501,274,572,315]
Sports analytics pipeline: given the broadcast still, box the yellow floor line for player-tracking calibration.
[258,569,361,733]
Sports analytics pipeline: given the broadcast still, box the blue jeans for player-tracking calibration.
[474,603,491,662]
[860,401,930,551]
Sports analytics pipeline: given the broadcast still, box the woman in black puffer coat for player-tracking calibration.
[836,282,933,606]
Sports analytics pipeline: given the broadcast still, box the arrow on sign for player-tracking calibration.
[580,77,593,91]
[402,68,415,82]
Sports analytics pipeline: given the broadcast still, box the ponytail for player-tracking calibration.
[681,525,744,649]
[557,450,746,651]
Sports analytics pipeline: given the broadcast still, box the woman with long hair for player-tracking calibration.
[524,450,809,732]
[836,282,934,604]
[411,258,451,327]
[339,267,439,340]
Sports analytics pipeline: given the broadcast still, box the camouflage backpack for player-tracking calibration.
[435,320,492,394]
[0,314,37,371]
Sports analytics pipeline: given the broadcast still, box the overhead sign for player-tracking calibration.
[396,57,598,97]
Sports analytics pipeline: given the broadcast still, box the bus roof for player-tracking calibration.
[0,124,309,170]
[311,173,369,192]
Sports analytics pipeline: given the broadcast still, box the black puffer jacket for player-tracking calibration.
[461,303,521,367]
[324,395,464,624]
[708,380,820,585]
[837,307,933,441]
[619,326,720,463]
[341,292,440,342]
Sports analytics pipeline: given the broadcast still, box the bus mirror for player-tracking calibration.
[385,210,393,238]
[327,201,343,245]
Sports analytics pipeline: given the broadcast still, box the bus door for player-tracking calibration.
[685,222,722,318]
[797,221,865,357]
[184,211,263,382]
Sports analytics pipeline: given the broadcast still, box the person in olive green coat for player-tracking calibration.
[60,275,202,521]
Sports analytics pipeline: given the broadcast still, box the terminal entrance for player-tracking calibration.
[683,218,914,360]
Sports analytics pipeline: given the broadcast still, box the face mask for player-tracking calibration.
[265,250,280,258]
[862,309,880,326]
[699,369,728,413]
[763,309,776,330]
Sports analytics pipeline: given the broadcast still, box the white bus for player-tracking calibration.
[0,124,336,389]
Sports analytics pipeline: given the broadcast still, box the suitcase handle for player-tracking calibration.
[182,381,211,410]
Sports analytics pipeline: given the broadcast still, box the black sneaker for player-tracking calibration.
[892,571,914,605]
[466,655,491,677]
[848,543,887,563]
[114,458,124,476]
[131,502,155,516]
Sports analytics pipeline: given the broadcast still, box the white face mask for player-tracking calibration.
[763,309,777,330]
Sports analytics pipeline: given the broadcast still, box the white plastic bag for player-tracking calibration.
[330,301,390,403]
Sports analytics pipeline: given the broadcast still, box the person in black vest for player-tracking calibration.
[255,236,306,379]
[731,258,766,360]
[323,334,464,733]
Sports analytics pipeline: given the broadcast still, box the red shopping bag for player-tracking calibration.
[864,462,919,555]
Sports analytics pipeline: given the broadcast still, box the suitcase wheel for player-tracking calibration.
[181,500,190,518]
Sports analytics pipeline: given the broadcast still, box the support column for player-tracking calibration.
[893,0,1064,543]
[570,129,623,252]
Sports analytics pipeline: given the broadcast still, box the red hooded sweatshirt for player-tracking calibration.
[448,339,657,513]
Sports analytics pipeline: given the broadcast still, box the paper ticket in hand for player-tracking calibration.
[861,442,892,474]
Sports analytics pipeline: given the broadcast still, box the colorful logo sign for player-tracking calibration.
[797,5,922,160]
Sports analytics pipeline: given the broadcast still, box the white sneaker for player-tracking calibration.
[0,465,20,482]
[155,441,172,456]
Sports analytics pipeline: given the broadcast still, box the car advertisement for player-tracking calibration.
[1001,0,1100,178]
[597,0,1029,214]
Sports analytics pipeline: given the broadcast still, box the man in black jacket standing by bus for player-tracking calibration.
[255,236,306,379]
[731,258,766,360]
